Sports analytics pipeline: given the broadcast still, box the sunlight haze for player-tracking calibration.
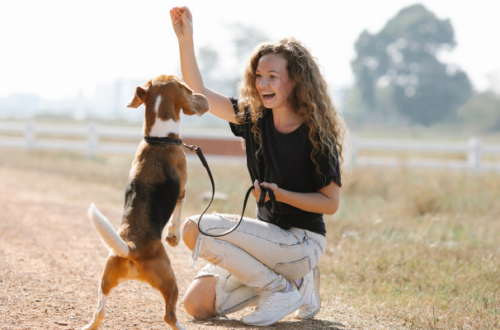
[1,0,498,100]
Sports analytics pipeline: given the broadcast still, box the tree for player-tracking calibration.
[459,91,500,131]
[351,4,472,125]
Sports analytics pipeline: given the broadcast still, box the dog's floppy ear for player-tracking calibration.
[179,82,210,116]
[126,81,152,108]
[183,93,210,116]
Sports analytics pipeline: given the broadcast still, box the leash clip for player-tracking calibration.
[182,143,198,152]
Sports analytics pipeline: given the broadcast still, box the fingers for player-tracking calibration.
[251,189,258,200]
[169,10,178,23]
[259,182,270,202]
[260,182,279,202]
[170,7,183,20]
[254,180,272,203]
[171,6,192,22]
[252,180,261,198]
[181,6,193,20]
[170,8,181,25]
[171,7,179,17]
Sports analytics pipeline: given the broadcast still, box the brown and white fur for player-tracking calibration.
[82,75,209,330]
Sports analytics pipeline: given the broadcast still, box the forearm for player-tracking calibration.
[276,189,339,215]
[170,6,237,123]
[178,38,206,94]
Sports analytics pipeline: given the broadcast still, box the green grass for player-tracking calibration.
[1,148,499,329]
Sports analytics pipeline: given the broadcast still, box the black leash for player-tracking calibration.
[144,136,275,238]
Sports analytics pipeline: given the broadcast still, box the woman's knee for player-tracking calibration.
[182,218,200,251]
[183,277,217,320]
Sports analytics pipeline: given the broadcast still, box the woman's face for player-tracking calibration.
[255,53,295,110]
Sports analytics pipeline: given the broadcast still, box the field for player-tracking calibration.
[0,148,499,329]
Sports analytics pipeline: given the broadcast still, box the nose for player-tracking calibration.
[258,77,269,88]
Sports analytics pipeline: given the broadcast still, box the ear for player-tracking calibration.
[126,81,151,108]
[178,82,210,116]
[182,93,210,116]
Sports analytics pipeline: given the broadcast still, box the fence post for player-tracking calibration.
[25,120,35,152]
[467,137,481,172]
[350,134,358,166]
[87,122,98,159]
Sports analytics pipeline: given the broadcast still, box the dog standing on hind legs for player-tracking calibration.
[82,75,209,330]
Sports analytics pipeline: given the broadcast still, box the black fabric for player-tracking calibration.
[228,97,342,236]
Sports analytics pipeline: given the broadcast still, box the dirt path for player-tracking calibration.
[0,167,389,330]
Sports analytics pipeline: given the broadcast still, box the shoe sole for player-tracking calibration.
[241,297,304,326]
[294,266,321,320]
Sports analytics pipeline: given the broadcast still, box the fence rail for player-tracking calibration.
[1,121,500,171]
[0,121,244,158]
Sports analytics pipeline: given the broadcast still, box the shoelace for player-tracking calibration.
[254,291,275,312]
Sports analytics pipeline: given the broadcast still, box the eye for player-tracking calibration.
[255,74,262,78]
[270,75,277,79]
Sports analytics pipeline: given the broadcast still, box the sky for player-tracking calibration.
[1,0,499,100]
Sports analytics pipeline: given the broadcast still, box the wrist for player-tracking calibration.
[275,186,284,202]
[178,36,194,46]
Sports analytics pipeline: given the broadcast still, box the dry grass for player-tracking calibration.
[325,168,500,329]
[1,148,499,329]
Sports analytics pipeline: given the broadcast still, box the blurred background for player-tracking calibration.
[1,0,499,132]
[2,1,500,329]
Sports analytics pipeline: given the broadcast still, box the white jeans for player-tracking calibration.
[187,212,327,316]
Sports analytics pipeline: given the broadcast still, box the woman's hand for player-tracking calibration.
[252,180,279,203]
[170,6,193,41]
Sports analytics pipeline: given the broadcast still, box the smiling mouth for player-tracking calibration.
[262,93,276,100]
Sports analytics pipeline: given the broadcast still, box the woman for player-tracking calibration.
[170,6,348,326]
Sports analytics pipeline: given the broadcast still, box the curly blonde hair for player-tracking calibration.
[237,37,350,182]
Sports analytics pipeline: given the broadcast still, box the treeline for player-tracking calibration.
[348,4,500,131]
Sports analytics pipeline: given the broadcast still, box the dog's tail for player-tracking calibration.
[87,203,129,258]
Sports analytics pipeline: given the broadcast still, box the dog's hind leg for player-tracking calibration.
[139,252,186,330]
[166,190,185,247]
[82,255,127,330]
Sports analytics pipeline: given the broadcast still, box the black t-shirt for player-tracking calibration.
[228,97,342,236]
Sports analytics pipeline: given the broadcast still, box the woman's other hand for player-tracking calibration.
[252,180,279,203]
[170,6,193,41]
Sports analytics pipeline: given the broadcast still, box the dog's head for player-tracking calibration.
[126,75,210,137]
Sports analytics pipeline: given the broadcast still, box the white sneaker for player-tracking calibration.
[293,266,321,319]
[241,285,304,326]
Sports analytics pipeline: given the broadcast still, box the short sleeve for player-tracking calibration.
[228,97,244,137]
[312,147,342,190]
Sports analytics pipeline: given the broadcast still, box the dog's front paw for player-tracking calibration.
[166,234,180,247]
[166,226,181,247]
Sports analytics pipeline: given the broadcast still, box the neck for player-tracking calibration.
[146,117,182,137]
[272,107,304,134]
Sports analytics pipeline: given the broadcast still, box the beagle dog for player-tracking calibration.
[82,75,209,330]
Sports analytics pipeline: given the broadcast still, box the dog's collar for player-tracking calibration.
[144,136,182,146]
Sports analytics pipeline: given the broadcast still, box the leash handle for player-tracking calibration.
[258,185,276,207]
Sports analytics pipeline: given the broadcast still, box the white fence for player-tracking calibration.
[1,121,500,171]
[0,121,240,159]
[350,136,500,171]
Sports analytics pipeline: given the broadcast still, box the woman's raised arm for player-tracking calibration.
[170,7,238,124]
